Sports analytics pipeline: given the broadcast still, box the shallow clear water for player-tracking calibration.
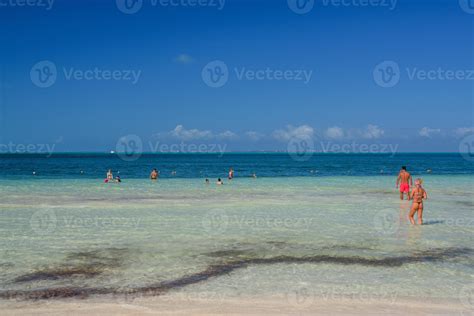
[0,171,473,303]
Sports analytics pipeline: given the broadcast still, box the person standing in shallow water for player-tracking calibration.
[409,179,427,225]
[396,166,413,200]
[150,169,158,180]
[228,168,234,180]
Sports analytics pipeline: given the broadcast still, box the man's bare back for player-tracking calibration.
[396,166,413,200]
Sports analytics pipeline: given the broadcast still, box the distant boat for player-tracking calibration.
[110,150,115,154]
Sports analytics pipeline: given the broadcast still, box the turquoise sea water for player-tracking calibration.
[0,154,473,307]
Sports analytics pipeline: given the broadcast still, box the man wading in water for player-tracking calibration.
[396,166,413,200]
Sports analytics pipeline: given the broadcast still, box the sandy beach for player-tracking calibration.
[2,295,470,316]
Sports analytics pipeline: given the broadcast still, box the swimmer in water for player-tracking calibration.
[409,178,428,225]
[150,169,158,180]
[217,178,224,185]
[396,166,413,200]
[205,178,210,184]
[115,175,122,183]
[107,169,113,181]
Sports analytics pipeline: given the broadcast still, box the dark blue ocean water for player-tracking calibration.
[0,153,472,179]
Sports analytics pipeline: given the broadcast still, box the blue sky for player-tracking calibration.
[0,0,472,152]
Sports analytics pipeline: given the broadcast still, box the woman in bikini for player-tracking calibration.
[409,179,428,225]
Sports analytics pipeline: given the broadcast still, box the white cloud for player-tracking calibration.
[173,54,194,64]
[454,127,474,137]
[170,125,212,140]
[419,127,441,138]
[272,125,314,142]
[217,130,238,140]
[245,131,265,141]
[157,125,237,141]
[325,126,344,140]
[361,124,385,139]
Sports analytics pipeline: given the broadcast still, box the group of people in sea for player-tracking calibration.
[104,169,121,183]
[396,166,428,225]
[106,167,245,185]
[105,165,428,225]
